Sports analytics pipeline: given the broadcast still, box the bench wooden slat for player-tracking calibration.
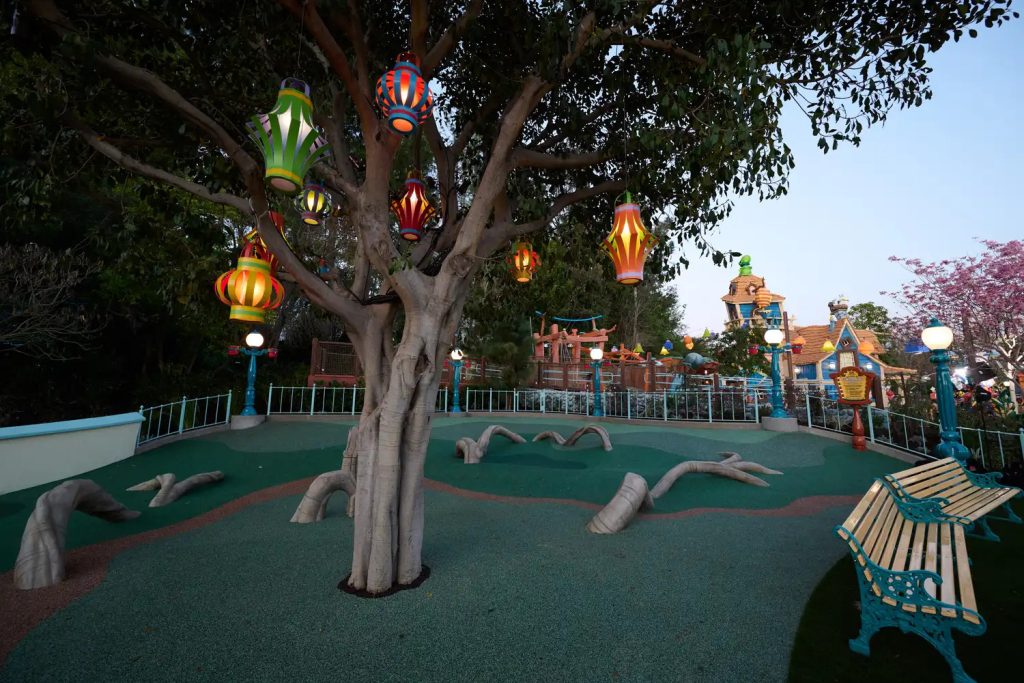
[944,488,1004,518]
[890,518,914,572]
[939,523,956,618]
[851,483,891,543]
[908,477,974,504]
[889,457,957,479]
[909,522,925,572]
[954,488,1019,521]
[879,508,905,570]
[922,523,939,609]
[864,496,898,562]
[840,480,884,538]
[895,462,962,488]
[953,525,980,624]
[902,472,968,499]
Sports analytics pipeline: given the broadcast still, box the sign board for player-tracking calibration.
[830,366,876,406]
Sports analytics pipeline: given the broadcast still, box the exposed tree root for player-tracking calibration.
[455,425,525,464]
[533,424,613,451]
[588,452,782,534]
[15,480,140,590]
[586,473,653,534]
[127,471,224,507]
[291,471,356,523]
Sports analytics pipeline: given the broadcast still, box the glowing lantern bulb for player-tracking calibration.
[508,242,540,283]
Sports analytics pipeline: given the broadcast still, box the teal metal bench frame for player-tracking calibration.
[884,461,1022,542]
[836,482,987,683]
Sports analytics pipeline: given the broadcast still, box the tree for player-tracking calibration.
[9,0,1016,594]
[848,301,895,347]
[698,327,769,376]
[888,240,1024,383]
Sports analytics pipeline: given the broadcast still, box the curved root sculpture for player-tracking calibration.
[290,471,356,523]
[455,425,525,464]
[15,480,140,590]
[127,471,224,507]
[586,473,653,534]
[587,453,782,534]
[533,424,613,451]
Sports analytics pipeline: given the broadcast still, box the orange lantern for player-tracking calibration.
[603,192,657,285]
[683,335,694,350]
[754,286,773,311]
[215,255,285,324]
[859,340,876,355]
[390,170,436,241]
[508,242,540,283]
[375,53,434,136]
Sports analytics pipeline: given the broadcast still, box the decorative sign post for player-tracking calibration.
[830,366,876,451]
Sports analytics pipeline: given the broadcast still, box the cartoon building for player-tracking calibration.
[721,255,786,328]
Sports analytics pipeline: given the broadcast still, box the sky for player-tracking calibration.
[672,19,1023,335]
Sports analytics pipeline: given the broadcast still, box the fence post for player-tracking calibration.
[627,389,632,420]
[663,390,668,422]
[753,393,759,423]
[514,389,519,413]
[178,396,187,434]
[541,389,546,414]
[805,393,812,427]
[489,387,493,413]
[706,388,713,424]
[1020,428,1024,460]
[225,391,233,422]
[266,384,274,416]
[351,387,357,415]
[310,383,317,416]
[866,405,875,443]
[137,404,145,446]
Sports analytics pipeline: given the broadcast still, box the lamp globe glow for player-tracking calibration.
[763,328,785,345]
[921,318,953,350]
[590,347,604,361]
[450,348,464,361]
[245,331,265,348]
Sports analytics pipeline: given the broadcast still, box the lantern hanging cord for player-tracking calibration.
[296,0,308,71]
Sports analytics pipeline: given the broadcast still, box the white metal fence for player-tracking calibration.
[798,394,1024,468]
[137,392,232,447]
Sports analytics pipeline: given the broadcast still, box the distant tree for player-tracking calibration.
[482,318,535,387]
[848,301,895,346]
[0,243,99,360]
[888,240,1024,382]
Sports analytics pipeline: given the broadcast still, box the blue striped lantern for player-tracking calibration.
[248,78,330,193]
[375,53,434,136]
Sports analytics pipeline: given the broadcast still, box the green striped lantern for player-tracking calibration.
[249,79,330,193]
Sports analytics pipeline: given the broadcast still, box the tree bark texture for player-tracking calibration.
[291,471,356,523]
[14,480,140,589]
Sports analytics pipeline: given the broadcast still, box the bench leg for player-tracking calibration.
[968,517,1001,542]
[913,623,976,683]
[985,501,1022,525]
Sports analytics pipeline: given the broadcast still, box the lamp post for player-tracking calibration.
[922,317,970,461]
[228,331,277,416]
[450,348,464,413]
[590,346,605,417]
[759,327,790,418]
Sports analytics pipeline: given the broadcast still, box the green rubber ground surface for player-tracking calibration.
[0,418,915,682]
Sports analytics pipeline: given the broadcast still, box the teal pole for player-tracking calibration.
[927,329,970,462]
[240,348,267,416]
[759,342,791,418]
[591,360,604,417]
[451,359,463,413]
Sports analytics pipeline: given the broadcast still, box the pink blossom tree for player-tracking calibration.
[888,240,1024,383]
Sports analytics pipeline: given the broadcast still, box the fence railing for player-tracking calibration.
[137,392,232,447]
[266,385,765,424]
[797,394,1024,469]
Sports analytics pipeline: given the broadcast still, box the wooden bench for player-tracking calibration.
[835,479,985,683]
[885,457,1022,541]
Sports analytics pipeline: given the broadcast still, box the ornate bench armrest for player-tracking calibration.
[963,468,1004,489]
[878,479,970,525]
[882,476,947,505]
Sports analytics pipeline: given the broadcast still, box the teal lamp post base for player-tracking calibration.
[591,360,604,417]
[450,360,463,414]
[933,435,971,462]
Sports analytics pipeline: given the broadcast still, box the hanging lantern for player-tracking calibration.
[241,211,287,275]
[248,78,330,193]
[214,255,285,324]
[702,328,711,339]
[390,170,436,241]
[602,192,657,285]
[633,343,644,354]
[792,335,806,355]
[859,340,876,356]
[822,339,836,353]
[748,344,761,356]
[508,242,540,283]
[375,52,434,136]
[297,182,331,225]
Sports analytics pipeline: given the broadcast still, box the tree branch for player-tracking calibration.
[63,114,250,214]
[510,147,611,170]
[423,0,485,78]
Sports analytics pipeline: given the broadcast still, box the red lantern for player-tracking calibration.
[215,255,285,324]
[227,346,240,356]
[508,242,540,283]
[375,53,434,136]
[748,344,761,356]
[268,348,279,359]
[241,211,287,275]
[792,335,806,355]
[603,192,657,285]
[390,170,436,241]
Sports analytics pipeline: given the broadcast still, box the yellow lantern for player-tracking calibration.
[297,182,331,225]
[754,287,773,311]
[507,242,540,283]
[215,256,285,323]
[603,192,657,285]
[821,339,836,353]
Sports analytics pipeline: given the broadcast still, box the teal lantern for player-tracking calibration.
[249,78,330,193]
